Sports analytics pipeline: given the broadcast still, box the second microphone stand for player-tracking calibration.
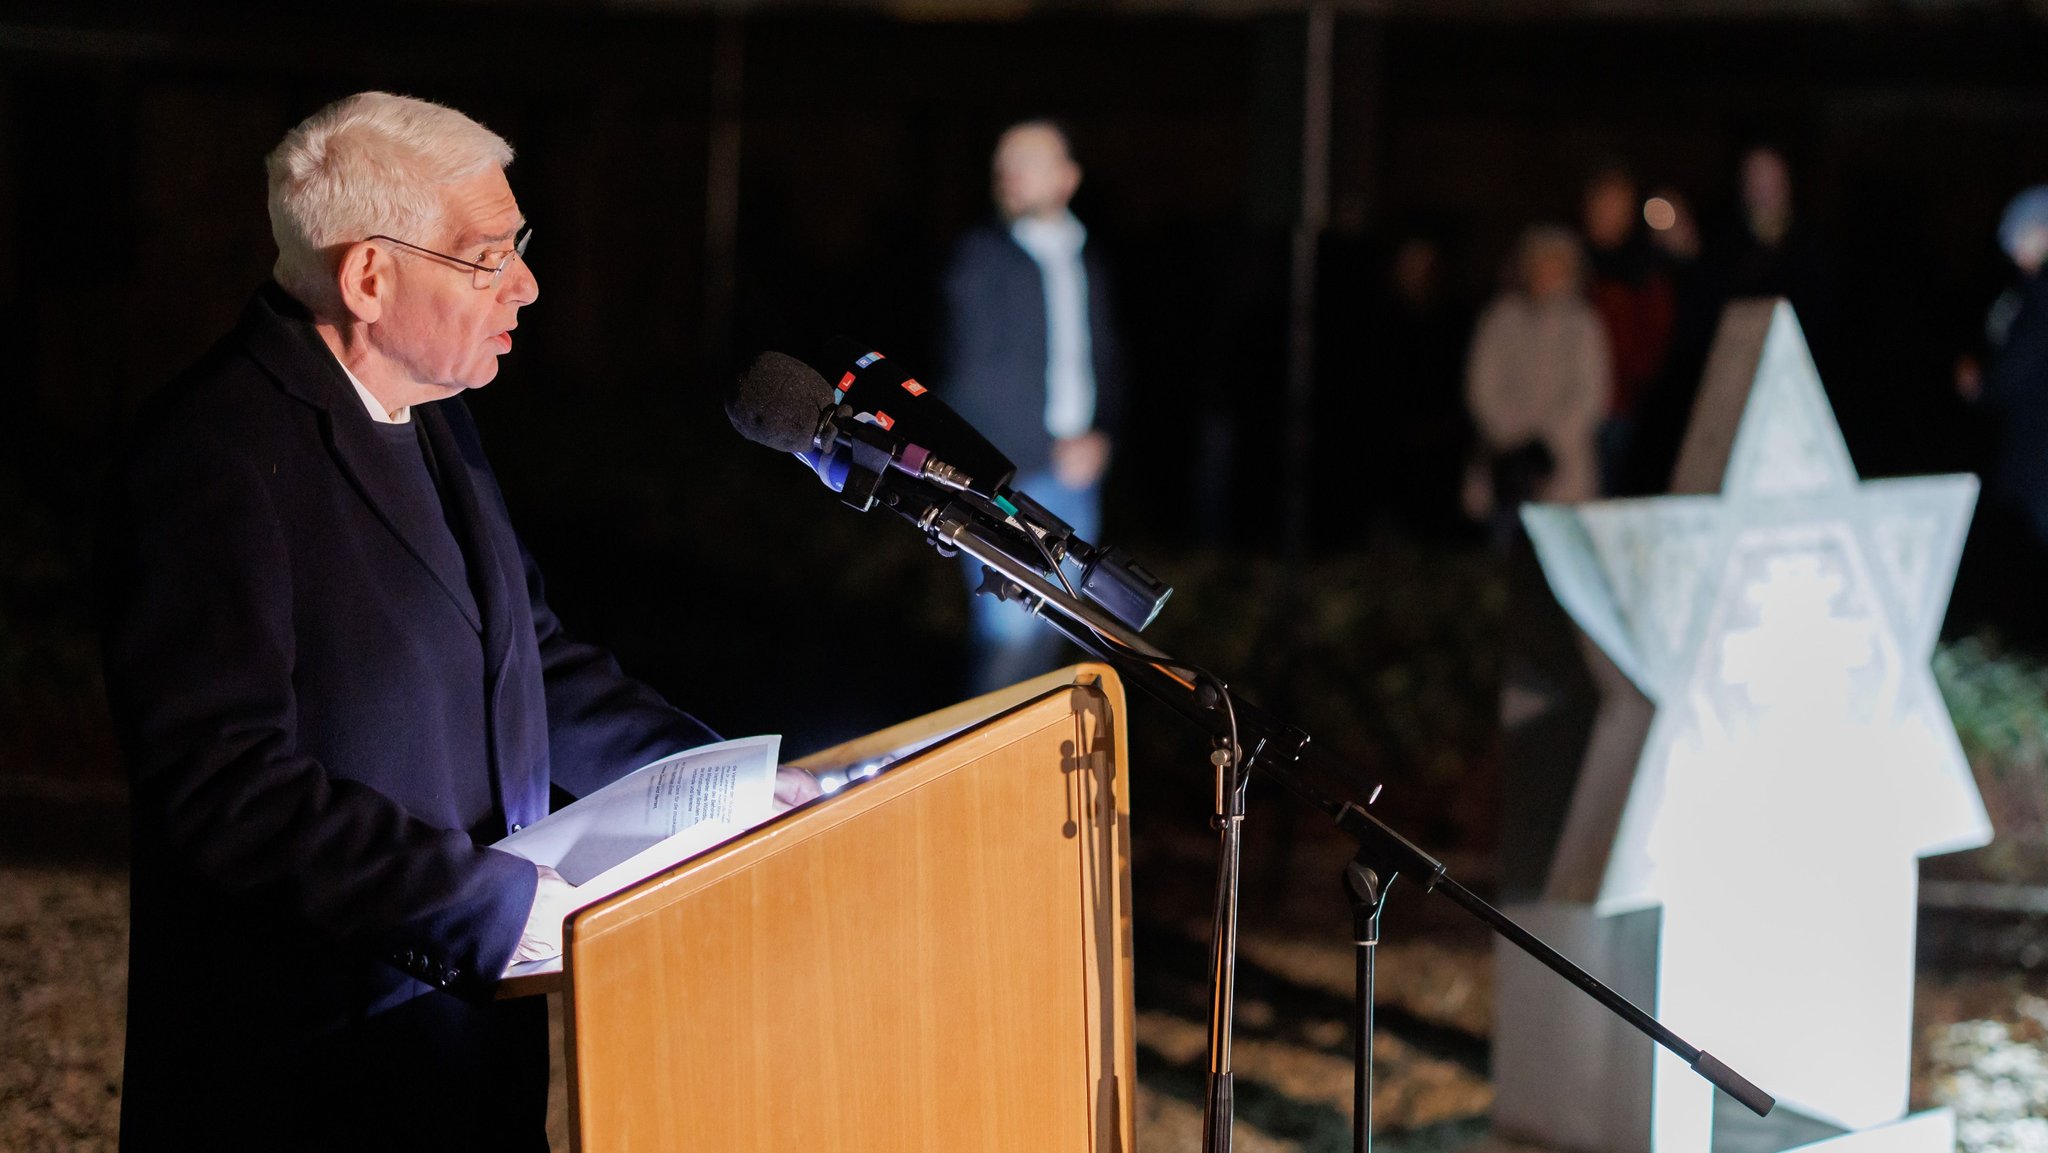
[930,507,1775,1153]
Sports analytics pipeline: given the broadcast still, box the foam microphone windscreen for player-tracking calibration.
[728,351,833,454]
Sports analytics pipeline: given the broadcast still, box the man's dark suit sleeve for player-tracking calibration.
[941,233,994,410]
[941,227,1056,471]
[103,417,533,994]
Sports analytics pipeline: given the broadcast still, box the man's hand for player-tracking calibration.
[1050,430,1111,490]
[773,765,823,812]
[507,863,577,971]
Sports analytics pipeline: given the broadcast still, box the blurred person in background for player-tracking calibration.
[1950,186,2048,648]
[1958,187,2048,405]
[1580,162,1676,495]
[1722,146,1831,312]
[1463,224,1611,543]
[1628,185,1724,493]
[1718,145,1837,370]
[1349,230,1476,540]
[940,119,1124,695]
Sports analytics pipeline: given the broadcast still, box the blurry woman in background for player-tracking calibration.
[1463,224,1611,541]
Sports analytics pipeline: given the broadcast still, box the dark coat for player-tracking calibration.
[1983,271,2048,549]
[98,285,714,1152]
[939,220,1125,475]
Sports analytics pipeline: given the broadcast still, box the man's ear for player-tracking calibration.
[331,240,388,325]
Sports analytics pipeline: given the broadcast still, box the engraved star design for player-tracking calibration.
[1520,300,1990,1133]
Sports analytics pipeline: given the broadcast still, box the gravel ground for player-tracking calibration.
[2,866,127,1152]
[7,862,2045,1152]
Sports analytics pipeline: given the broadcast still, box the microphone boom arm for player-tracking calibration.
[938,511,1777,1124]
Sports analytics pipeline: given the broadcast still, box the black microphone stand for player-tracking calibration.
[1202,699,1252,1153]
[1344,856,1387,1153]
[932,506,1258,1148]
[925,508,1777,1152]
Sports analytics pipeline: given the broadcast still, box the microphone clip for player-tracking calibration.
[828,414,899,514]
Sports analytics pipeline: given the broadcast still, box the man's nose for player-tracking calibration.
[502,253,539,306]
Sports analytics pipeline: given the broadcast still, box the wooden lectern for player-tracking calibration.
[515,663,1137,1152]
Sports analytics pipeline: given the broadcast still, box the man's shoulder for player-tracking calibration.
[957,219,1012,245]
[950,220,1028,264]
[127,290,326,455]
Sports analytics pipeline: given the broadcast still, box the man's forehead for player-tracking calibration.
[442,168,523,244]
[454,212,524,247]
[997,126,1069,165]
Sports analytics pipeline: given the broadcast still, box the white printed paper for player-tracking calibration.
[497,733,781,907]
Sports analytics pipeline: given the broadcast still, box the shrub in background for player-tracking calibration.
[1933,634,2048,884]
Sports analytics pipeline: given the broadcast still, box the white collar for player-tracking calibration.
[337,359,410,425]
[1010,210,1087,257]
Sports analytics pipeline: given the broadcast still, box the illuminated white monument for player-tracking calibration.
[1494,300,1989,1153]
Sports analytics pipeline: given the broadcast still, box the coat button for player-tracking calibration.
[510,823,524,833]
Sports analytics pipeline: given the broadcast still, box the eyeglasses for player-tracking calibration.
[366,226,532,290]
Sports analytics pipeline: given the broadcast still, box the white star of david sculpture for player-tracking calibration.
[1492,300,1989,1153]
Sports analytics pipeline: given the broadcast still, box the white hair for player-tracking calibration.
[265,91,514,313]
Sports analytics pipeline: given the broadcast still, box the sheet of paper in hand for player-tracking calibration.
[497,734,782,904]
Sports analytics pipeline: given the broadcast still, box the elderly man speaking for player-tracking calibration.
[99,92,812,1151]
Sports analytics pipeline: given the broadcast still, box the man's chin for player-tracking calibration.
[413,378,486,404]
[456,363,501,391]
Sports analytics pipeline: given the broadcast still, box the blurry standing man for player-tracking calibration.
[1723,146,1833,323]
[942,120,1124,694]
[99,92,813,1152]
[1719,146,1838,379]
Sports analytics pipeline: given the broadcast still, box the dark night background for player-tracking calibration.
[8,5,2048,1145]
[8,2,2046,775]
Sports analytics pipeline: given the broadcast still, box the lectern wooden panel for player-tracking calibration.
[560,664,1136,1152]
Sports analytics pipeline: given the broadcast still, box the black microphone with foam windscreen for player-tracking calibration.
[729,349,991,508]
[727,350,835,455]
